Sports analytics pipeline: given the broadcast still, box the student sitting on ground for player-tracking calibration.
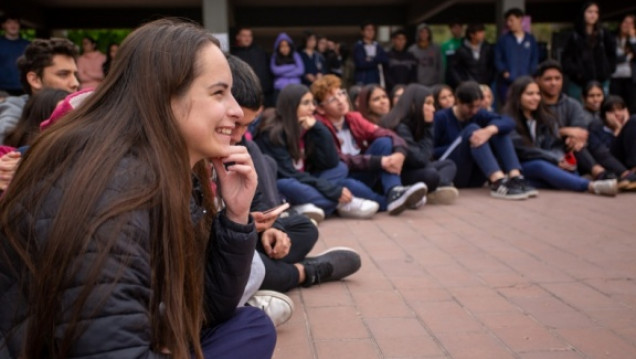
[254,83,380,219]
[433,81,536,200]
[357,83,391,125]
[311,74,428,215]
[432,84,455,111]
[505,76,618,196]
[381,84,459,204]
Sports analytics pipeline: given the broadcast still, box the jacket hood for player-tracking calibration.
[274,32,295,51]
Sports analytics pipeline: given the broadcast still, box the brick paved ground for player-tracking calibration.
[272,189,636,359]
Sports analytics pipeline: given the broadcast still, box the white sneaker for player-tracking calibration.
[408,195,427,209]
[426,186,459,205]
[246,290,295,327]
[591,179,618,197]
[337,197,379,219]
[289,203,325,223]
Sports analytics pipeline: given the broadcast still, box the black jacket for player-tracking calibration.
[394,121,434,169]
[231,44,274,93]
[450,40,495,86]
[0,155,257,358]
[254,121,343,202]
[561,28,617,87]
[510,119,565,165]
[385,48,417,92]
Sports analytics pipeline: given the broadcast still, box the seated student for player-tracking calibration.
[591,95,636,179]
[381,84,459,204]
[480,84,494,112]
[505,76,618,196]
[433,81,536,199]
[582,81,605,125]
[432,84,455,111]
[270,32,304,101]
[391,84,406,106]
[0,19,275,359]
[310,74,428,215]
[535,60,636,188]
[254,83,379,219]
[228,55,361,326]
[4,88,70,148]
[357,84,391,125]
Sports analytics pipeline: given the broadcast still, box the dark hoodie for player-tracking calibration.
[270,33,305,91]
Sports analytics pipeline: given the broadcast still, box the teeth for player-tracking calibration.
[217,128,232,135]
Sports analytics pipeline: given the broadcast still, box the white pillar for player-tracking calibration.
[202,0,230,52]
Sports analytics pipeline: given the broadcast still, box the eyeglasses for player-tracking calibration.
[322,89,348,106]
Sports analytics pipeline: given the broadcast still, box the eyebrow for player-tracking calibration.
[208,82,229,90]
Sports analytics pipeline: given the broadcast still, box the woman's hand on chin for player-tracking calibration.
[211,145,258,224]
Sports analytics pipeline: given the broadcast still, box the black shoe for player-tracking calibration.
[301,247,361,287]
[596,171,618,181]
[509,176,539,198]
[386,182,428,216]
[618,171,636,191]
[490,178,528,200]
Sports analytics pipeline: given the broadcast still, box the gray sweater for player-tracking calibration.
[408,43,443,86]
[0,94,27,144]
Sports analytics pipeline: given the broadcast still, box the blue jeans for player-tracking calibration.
[199,306,276,359]
[449,124,522,188]
[349,137,401,194]
[313,162,387,211]
[521,160,589,192]
[277,163,349,215]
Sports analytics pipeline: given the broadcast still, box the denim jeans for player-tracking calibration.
[521,159,589,192]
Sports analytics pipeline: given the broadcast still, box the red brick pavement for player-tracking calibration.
[273,189,636,359]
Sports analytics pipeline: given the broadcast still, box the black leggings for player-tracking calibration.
[401,160,457,192]
[258,214,319,292]
[611,118,636,170]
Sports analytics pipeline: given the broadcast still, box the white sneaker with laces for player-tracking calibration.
[289,203,325,223]
[337,197,379,219]
[246,290,295,327]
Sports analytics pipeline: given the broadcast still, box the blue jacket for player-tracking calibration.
[0,37,30,92]
[353,40,388,85]
[300,50,326,86]
[494,32,538,83]
[270,33,305,91]
[433,107,515,158]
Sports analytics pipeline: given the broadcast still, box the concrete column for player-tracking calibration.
[496,0,525,35]
[202,0,230,52]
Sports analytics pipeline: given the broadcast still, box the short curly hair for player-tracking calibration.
[17,38,78,95]
[310,74,342,104]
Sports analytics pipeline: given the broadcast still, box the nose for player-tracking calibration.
[227,95,244,121]
[70,75,80,92]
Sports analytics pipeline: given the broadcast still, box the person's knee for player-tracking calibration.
[236,307,277,351]
[461,124,481,140]
[371,137,393,154]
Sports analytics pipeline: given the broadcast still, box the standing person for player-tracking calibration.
[441,20,464,87]
[450,23,495,87]
[311,74,428,215]
[102,42,119,76]
[270,32,304,103]
[494,8,539,104]
[385,29,417,92]
[0,19,276,359]
[0,15,30,96]
[231,27,275,107]
[299,31,326,86]
[505,76,618,195]
[433,81,536,199]
[357,84,391,125]
[610,14,636,113]
[409,23,443,86]
[381,84,459,204]
[353,21,388,85]
[0,38,79,143]
[561,2,616,100]
[76,36,106,90]
[254,84,380,219]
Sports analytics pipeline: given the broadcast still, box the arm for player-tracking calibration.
[353,42,381,70]
[473,110,515,134]
[529,36,539,75]
[436,46,444,83]
[396,123,434,168]
[494,38,508,75]
[304,121,341,172]
[449,47,465,85]
[510,129,561,164]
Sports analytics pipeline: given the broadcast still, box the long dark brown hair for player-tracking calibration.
[256,83,309,161]
[357,84,386,124]
[381,83,432,141]
[503,76,558,146]
[0,19,217,359]
[4,88,70,148]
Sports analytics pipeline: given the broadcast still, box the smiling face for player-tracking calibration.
[520,82,541,113]
[171,43,243,167]
[368,87,390,117]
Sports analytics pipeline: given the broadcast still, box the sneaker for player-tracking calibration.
[426,186,459,205]
[246,290,295,327]
[337,197,379,219]
[618,172,636,192]
[407,195,427,209]
[386,182,428,215]
[490,178,528,200]
[509,176,539,198]
[301,247,361,287]
[595,171,618,181]
[289,203,325,223]
[591,179,618,196]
